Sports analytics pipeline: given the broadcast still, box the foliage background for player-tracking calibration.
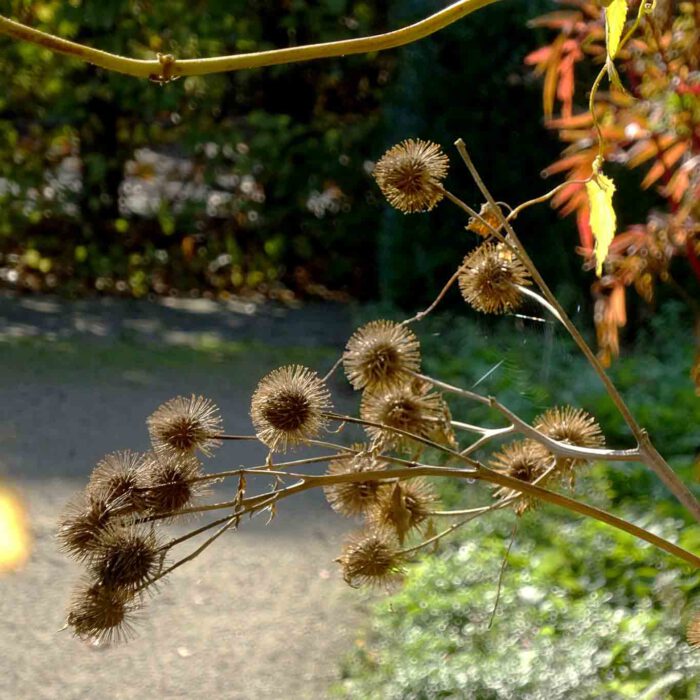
[334,301,700,698]
[2,2,700,697]
[0,0,583,305]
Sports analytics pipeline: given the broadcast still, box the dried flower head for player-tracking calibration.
[458,242,532,314]
[91,524,162,592]
[534,406,605,485]
[141,452,203,516]
[251,365,331,451]
[67,580,139,644]
[360,382,449,451]
[323,446,388,518]
[369,479,437,543]
[490,440,554,516]
[87,450,148,515]
[338,530,404,588]
[466,202,504,238]
[687,611,700,649]
[373,139,449,213]
[147,395,222,457]
[57,494,117,561]
[343,320,421,392]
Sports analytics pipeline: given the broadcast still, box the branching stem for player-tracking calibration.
[452,138,700,523]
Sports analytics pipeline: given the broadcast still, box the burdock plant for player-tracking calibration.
[1,0,697,652]
[50,135,700,645]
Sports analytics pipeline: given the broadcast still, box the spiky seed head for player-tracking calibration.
[250,365,332,451]
[360,382,449,452]
[141,452,203,516]
[87,450,148,515]
[369,479,437,543]
[466,202,504,238]
[490,440,554,516]
[534,406,605,486]
[323,446,389,518]
[91,524,161,592]
[57,494,116,561]
[67,580,139,644]
[373,139,449,213]
[147,395,222,457]
[458,242,532,314]
[343,320,421,392]
[338,530,404,589]
[687,611,700,649]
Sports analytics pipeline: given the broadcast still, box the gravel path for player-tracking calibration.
[0,294,372,700]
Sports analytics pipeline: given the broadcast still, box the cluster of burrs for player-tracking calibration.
[57,139,609,644]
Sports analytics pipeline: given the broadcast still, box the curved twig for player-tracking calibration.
[0,0,500,79]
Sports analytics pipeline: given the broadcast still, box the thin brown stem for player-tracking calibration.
[191,454,341,483]
[213,434,259,441]
[323,411,480,468]
[460,426,516,457]
[453,138,700,522]
[402,264,467,325]
[141,513,241,590]
[0,0,500,79]
[413,369,642,462]
[505,178,593,222]
[488,520,518,629]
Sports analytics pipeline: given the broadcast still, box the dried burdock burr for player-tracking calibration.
[534,406,605,485]
[141,452,203,516]
[57,494,119,561]
[87,450,149,515]
[323,446,389,518]
[147,395,222,457]
[373,138,449,213]
[90,524,162,592]
[369,479,438,543]
[67,580,140,644]
[338,529,404,589]
[490,440,554,516]
[458,241,531,314]
[250,365,332,451]
[360,381,449,452]
[343,320,421,392]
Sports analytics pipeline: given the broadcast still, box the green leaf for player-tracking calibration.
[605,0,628,60]
[586,172,617,276]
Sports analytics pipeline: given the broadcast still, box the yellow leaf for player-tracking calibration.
[586,173,617,276]
[0,486,30,573]
[605,0,628,60]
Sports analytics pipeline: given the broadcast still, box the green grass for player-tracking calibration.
[0,334,338,380]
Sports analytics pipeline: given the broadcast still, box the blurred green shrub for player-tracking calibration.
[336,513,700,700]
[2,1,581,305]
[336,300,700,698]
[0,0,392,298]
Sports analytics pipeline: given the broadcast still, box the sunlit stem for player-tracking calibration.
[0,0,500,79]
[452,138,700,523]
